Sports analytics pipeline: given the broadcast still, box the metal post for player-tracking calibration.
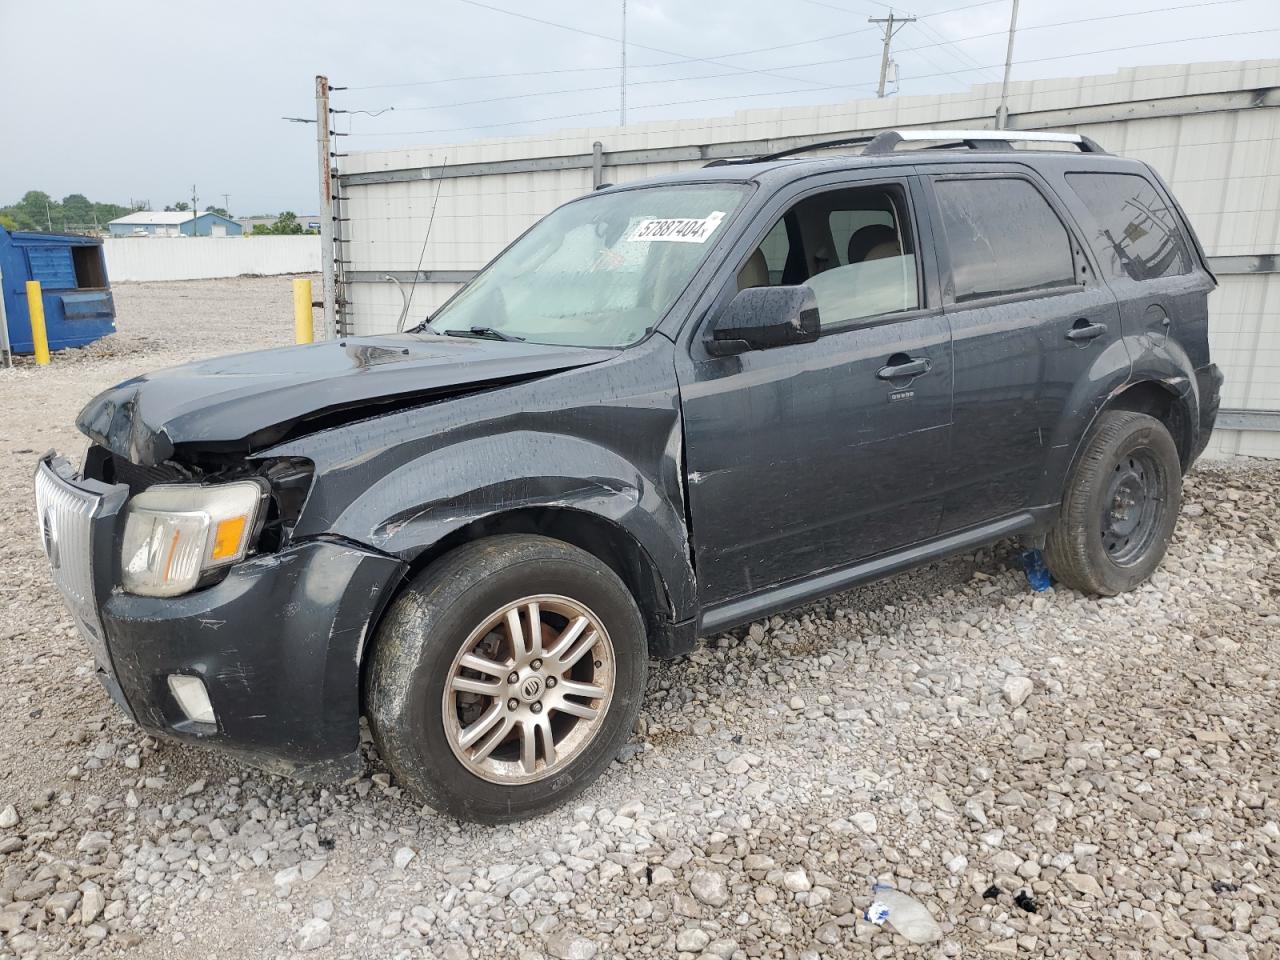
[869,12,916,98]
[293,278,314,344]
[592,141,604,189]
[619,0,628,126]
[0,266,12,367]
[995,0,1021,129]
[316,74,336,340]
[25,281,50,365]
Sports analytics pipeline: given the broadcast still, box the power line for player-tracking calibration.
[345,0,1008,92]
[347,0,1246,118]
[913,18,1000,82]
[345,27,1278,139]
[452,0,826,89]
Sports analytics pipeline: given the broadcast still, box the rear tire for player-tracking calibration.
[365,534,647,823]
[1045,411,1182,596]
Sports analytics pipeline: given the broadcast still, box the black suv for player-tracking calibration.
[36,129,1221,822]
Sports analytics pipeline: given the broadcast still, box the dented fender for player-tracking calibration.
[264,337,698,624]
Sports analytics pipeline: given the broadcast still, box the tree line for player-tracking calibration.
[0,191,135,233]
[0,191,316,236]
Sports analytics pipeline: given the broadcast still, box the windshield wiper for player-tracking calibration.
[443,326,525,342]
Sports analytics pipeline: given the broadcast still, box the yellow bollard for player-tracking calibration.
[25,281,50,365]
[292,278,314,345]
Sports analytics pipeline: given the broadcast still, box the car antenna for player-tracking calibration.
[397,155,448,333]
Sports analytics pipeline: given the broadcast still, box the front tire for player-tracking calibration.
[1045,411,1182,595]
[365,535,647,823]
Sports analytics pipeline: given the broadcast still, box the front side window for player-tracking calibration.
[1065,171,1190,281]
[430,184,749,347]
[735,184,920,327]
[934,177,1077,302]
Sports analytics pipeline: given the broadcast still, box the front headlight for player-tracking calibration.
[120,481,266,597]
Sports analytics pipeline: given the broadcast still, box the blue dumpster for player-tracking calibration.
[0,227,116,354]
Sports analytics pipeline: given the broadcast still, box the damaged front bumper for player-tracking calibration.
[35,455,406,780]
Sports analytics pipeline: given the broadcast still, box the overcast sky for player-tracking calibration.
[1,0,1276,215]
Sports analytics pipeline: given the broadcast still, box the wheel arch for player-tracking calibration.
[1103,379,1195,471]
[361,506,692,680]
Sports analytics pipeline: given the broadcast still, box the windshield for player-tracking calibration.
[429,183,749,347]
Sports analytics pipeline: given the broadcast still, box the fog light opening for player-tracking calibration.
[167,675,216,725]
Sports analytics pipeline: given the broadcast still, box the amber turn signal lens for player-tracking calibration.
[210,515,248,561]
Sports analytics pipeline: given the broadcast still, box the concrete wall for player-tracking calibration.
[337,59,1280,457]
[104,236,319,282]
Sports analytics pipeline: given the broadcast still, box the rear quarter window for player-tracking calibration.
[1064,171,1190,281]
[933,177,1077,302]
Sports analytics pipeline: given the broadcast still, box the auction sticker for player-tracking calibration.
[626,211,725,243]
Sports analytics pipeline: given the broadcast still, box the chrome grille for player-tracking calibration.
[34,459,109,661]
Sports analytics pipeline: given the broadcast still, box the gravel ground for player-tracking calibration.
[1,277,1278,960]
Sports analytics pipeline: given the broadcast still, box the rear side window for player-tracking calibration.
[1065,171,1190,281]
[934,177,1077,302]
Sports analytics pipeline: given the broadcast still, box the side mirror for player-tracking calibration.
[706,285,821,356]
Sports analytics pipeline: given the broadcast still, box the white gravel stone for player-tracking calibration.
[689,869,729,907]
[783,869,812,893]
[1001,676,1034,707]
[545,928,597,959]
[296,918,331,951]
[676,928,710,951]
[851,811,877,834]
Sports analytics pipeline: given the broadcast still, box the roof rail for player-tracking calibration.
[704,134,878,167]
[863,128,1107,155]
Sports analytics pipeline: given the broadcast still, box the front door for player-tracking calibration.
[679,175,954,608]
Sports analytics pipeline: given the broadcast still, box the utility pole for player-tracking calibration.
[316,74,335,340]
[191,185,199,233]
[619,0,628,126]
[995,0,1021,129]
[869,11,915,98]
[222,193,231,214]
[45,199,53,231]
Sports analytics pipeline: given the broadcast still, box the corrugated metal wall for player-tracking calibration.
[338,59,1280,457]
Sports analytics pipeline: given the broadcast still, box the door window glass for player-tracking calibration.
[934,178,1077,302]
[1065,171,1190,281]
[735,184,920,325]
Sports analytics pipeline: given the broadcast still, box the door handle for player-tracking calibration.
[877,355,932,380]
[1065,319,1107,342]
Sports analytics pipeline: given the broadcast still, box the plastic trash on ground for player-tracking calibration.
[1019,548,1052,591]
[864,884,943,944]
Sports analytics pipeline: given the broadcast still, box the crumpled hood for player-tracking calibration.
[78,333,618,465]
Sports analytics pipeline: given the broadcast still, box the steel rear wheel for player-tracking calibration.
[366,535,647,823]
[1099,450,1166,565]
[1045,410,1182,596]
[443,595,615,784]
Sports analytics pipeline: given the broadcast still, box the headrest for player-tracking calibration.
[848,224,900,263]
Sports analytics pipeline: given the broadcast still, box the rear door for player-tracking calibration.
[1060,168,1212,369]
[921,165,1125,531]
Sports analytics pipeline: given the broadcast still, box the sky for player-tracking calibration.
[1,0,1277,216]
